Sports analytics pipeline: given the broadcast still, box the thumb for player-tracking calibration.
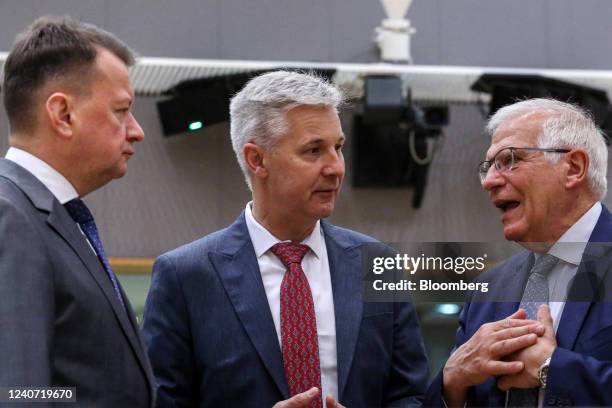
[274,388,319,408]
[537,304,554,337]
[325,395,346,408]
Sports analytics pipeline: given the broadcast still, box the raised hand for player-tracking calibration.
[442,309,545,407]
[497,305,556,391]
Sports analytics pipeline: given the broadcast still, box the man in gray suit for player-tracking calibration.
[0,16,155,407]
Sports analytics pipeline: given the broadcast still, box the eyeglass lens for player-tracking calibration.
[478,148,514,183]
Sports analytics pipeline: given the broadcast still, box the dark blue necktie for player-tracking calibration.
[64,198,126,311]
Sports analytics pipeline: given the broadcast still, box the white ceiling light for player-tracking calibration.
[375,0,416,63]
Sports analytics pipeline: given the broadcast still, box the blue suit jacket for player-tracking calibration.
[142,213,429,407]
[425,206,612,407]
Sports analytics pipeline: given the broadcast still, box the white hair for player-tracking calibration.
[229,70,343,189]
[486,98,608,200]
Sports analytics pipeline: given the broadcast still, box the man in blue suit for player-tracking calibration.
[426,98,612,407]
[142,71,429,407]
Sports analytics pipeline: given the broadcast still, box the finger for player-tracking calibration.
[483,360,524,377]
[494,323,545,342]
[493,317,541,331]
[325,395,345,408]
[537,304,555,337]
[489,333,538,357]
[276,388,319,408]
[507,308,527,320]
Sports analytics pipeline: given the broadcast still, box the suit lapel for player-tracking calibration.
[557,205,612,350]
[47,202,129,322]
[48,197,155,394]
[209,214,289,399]
[0,159,154,397]
[556,303,591,350]
[556,245,607,349]
[492,252,532,321]
[322,222,363,401]
[589,205,612,243]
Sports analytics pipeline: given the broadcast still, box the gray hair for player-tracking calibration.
[229,70,343,189]
[486,98,608,200]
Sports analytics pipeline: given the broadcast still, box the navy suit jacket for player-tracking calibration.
[425,205,612,407]
[142,213,429,407]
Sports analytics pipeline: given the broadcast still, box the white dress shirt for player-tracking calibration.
[545,201,602,330]
[5,147,78,204]
[4,147,100,255]
[245,202,339,403]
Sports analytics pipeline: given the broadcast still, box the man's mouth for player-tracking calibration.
[494,199,520,213]
[314,187,337,196]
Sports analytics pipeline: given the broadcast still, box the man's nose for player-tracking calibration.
[481,165,504,191]
[322,149,345,177]
[127,112,145,142]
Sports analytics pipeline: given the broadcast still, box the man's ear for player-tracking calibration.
[45,92,74,138]
[244,142,268,180]
[565,149,589,189]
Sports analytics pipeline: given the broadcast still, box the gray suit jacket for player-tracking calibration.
[0,158,155,407]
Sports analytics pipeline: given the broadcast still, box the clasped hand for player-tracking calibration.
[497,304,556,390]
[443,306,555,407]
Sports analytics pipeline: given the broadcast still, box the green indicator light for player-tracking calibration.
[188,121,203,131]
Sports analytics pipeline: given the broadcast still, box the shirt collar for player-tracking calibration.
[5,147,79,204]
[548,201,602,265]
[244,201,323,260]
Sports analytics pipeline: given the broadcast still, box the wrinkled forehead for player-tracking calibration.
[486,111,548,158]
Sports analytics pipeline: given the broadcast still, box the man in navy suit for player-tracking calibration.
[426,98,612,407]
[142,71,429,407]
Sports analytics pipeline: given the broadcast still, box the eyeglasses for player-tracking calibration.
[478,147,570,184]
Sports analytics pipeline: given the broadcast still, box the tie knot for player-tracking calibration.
[63,198,94,224]
[531,253,558,277]
[270,242,310,267]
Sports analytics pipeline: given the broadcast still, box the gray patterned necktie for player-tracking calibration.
[507,253,558,407]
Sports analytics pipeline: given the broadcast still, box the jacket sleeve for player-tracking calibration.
[545,346,612,406]
[142,254,197,408]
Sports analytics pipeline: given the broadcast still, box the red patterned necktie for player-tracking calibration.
[271,242,322,408]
